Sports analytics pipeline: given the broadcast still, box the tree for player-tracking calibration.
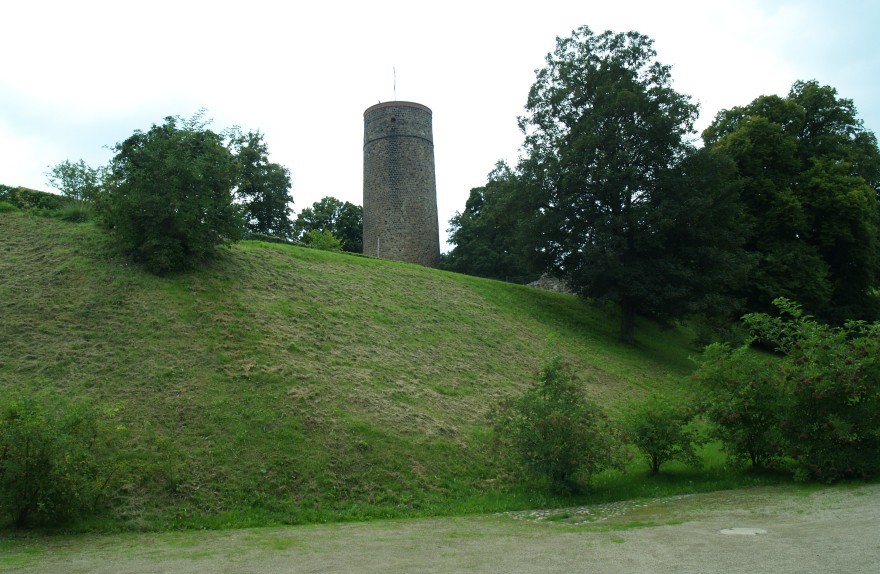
[229,130,294,238]
[45,159,101,202]
[625,394,703,475]
[293,196,363,253]
[491,344,627,494]
[703,81,880,322]
[694,343,788,469]
[445,162,536,281]
[101,113,244,274]
[520,27,746,343]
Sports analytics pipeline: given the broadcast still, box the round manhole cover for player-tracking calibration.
[719,527,768,536]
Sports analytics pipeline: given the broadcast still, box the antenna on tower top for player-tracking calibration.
[393,66,397,100]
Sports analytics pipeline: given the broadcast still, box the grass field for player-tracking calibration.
[0,209,785,532]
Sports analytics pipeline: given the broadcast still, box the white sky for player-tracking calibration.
[2,0,878,251]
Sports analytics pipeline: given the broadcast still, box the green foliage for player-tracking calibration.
[0,390,119,527]
[693,343,788,469]
[0,201,16,213]
[303,229,343,251]
[100,113,244,274]
[744,299,880,482]
[294,196,362,253]
[228,130,294,238]
[492,344,627,494]
[704,81,880,322]
[57,202,94,223]
[445,162,537,281]
[0,186,69,211]
[696,298,880,482]
[45,159,102,202]
[519,26,747,343]
[624,394,703,475]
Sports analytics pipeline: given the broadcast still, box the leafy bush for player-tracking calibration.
[694,343,788,469]
[491,346,627,494]
[303,229,343,252]
[747,300,880,482]
[101,113,244,274]
[624,394,703,475]
[0,201,17,213]
[242,232,294,245]
[0,186,69,211]
[695,298,880,482]
[0,390,121,527]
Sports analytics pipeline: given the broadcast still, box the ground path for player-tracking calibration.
[2,483,878,573]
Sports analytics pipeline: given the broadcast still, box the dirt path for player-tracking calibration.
[2,483,879,573]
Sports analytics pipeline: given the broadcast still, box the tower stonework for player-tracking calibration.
[362,101,440,267]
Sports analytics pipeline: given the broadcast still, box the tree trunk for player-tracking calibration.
[620,299,636,345]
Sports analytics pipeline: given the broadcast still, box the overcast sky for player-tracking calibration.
[3,0,878,250]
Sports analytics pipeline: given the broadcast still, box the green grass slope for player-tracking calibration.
[0,211,699,529]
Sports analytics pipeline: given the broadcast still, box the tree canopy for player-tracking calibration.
[444,162,536,281]
[229,130,294,239]
[518,26,747,343]
[293,196,363,253]
[704,80,880,322]
[101,113,244,274]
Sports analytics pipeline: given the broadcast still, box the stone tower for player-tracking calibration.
[362,101,440,266]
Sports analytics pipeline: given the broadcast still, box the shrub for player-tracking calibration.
[491,346,627,494]
[625,394,703,475]
[57,202,94,223]
[747,300,880,482]
[0,201,17,213]
[0,187,69,211]
[101,113,243,274]
[0,390,120,527]
[303,229,343,252]
[695,298,880,482]
[694,343,788,469]
[45,159,101,202]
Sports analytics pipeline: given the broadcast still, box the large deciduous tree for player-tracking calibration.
[229,130,294,239]
[102,113,244,274]
[520,26,746,343]
[445,161,536,281]
[704,81,880,322]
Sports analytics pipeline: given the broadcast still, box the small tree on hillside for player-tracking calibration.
[492,344,627,494]
[625,394,703,475]
[101,113,243,274]
[45,159,101,202]
[694,342,788,469]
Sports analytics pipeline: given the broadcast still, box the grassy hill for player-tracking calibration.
[1,210,709,530]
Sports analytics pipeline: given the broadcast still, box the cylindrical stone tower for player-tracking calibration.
[363,101,440,267]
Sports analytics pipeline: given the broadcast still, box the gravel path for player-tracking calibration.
[2,483,879,573]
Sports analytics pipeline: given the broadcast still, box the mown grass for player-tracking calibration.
[1,209,763,533]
